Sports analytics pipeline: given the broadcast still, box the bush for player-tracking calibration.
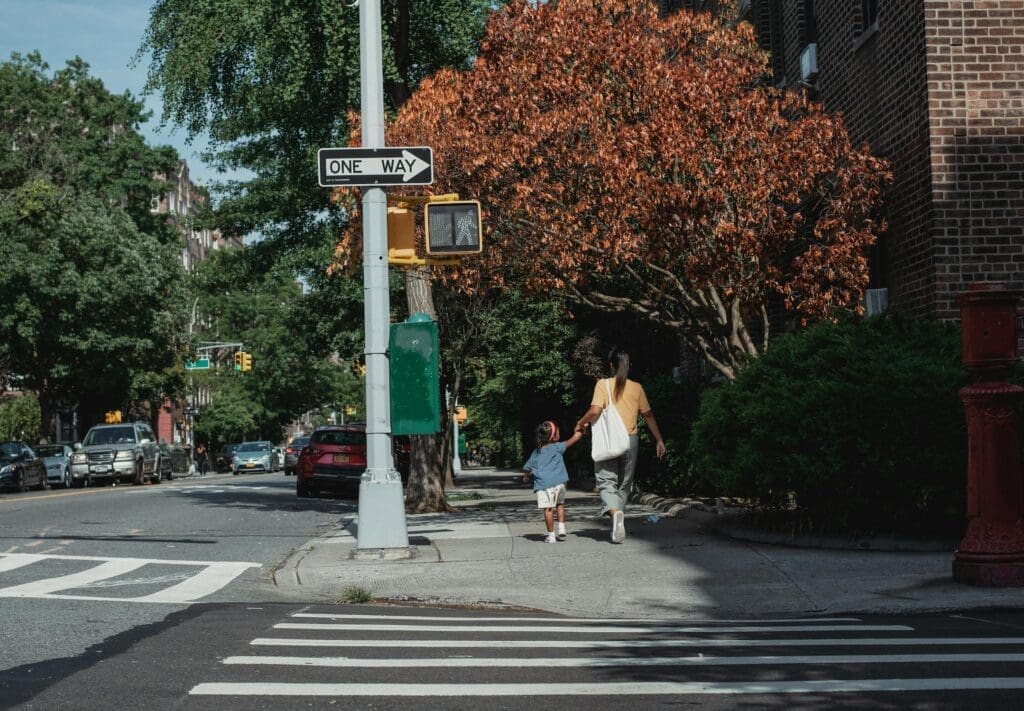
[0,394,41,443]
[635,374,709,497]
[688,315,974,536]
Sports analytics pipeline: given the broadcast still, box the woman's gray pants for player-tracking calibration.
[594,434,639,515]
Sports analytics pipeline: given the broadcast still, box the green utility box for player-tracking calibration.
[389,314,441,435]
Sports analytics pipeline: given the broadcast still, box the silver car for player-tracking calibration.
[232,440,277,475]
[36,444,73,489]
[70,423,160,486]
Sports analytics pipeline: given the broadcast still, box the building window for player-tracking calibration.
[861,0,878,29]
[803,0,818,44]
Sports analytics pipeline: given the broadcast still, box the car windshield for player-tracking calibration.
[35,446,64,457]
[0,442,21,458]
[237,442,269,452]
[311,430,366,446]
[83,427,136,446]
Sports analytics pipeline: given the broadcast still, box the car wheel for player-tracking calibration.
[232,470,239,476]
[36,475,48,491]
[63,468,71,489]
[297,479,311,497]
[133,461,144,486]
[15,470,28,493]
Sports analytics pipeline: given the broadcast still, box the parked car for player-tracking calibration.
[283,436,310,476]
[216,444,239,473]
[156,443,174,480]
[35,444,73,489]
[232,441,277,475]
[70,422,160,486]
[0,441,48,492]
[295,426,409,498]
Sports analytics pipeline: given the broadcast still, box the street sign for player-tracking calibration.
[185,358,210,370]
[317,147,433,187]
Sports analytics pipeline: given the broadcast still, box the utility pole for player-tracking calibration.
[353,0,412,557]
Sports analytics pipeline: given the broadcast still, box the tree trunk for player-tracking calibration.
[37,388,56,445]
[403,266,451,512]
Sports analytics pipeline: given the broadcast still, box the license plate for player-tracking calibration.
[333,454,350,464]
[246,462,255,468]
[90,466,111,473]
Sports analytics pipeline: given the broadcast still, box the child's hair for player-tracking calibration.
[534,420,559,449]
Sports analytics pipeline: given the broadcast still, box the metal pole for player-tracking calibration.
[452,400,462,475]
[354,0,411,557]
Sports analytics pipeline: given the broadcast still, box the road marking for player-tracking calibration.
[223,652,1024,669]
[251,636,1024,649]
[273,622,913,634]
[288,612,864,624]
[190,677,1024,697]
[0,553,260,603]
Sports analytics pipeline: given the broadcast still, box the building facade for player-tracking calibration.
[668,0,1024,321]
[746,0,1024,319]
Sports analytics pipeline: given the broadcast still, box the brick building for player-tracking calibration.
[666,0,1024,320]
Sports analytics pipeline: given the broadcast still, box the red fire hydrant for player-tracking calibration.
[952,283,1024,586]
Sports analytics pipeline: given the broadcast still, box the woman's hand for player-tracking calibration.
[655,440,667,459]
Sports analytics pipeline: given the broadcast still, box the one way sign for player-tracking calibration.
[317,147,433,187]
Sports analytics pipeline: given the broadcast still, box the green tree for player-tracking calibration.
[140,0,499,511]
[190,250,362,444]
[0,394,41,443]
[0,53,187,436]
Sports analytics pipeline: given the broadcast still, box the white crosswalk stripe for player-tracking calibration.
[0,553,259,603]
[189,610,1024,701]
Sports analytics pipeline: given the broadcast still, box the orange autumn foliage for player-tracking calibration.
[335,0,890,378]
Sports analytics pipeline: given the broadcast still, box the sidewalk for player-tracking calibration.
[273,467,1024,619]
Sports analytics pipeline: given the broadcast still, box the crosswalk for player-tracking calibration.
[188,609,1024,702]
[0,553,259,603]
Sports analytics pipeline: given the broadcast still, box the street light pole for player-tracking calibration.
[354,0,411,557]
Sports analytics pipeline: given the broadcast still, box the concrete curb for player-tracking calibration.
[635,490,958,553]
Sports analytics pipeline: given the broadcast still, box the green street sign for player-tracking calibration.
[185,358,211,370]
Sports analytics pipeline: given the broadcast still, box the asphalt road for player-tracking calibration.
[5,474,1024,710]
[0,471,353,674]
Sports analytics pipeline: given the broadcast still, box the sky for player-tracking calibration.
[0,0,221,187]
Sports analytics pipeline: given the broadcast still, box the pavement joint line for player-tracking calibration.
[288,613,867,623]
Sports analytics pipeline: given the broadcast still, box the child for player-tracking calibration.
[523,420,584,543]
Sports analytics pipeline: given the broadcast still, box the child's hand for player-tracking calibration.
[522,472,532,484]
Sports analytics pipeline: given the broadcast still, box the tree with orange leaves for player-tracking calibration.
[337,0,890,382]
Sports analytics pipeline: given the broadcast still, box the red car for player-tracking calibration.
[296,425,410,498]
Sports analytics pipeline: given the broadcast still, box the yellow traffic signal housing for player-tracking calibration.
[233,352,242,371]
[241,352,253,372]
[387,207,416,262]
[454,405,468,424]
[424,200,483,255]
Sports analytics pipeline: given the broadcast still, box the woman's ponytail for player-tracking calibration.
[608,347,630,401]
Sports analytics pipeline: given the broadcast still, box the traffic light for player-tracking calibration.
[387,206,416,262]
[104,410,122,424]
[241,352,253,372]
[424,200,482,255]
[233,352,242,371]
[454,406,468,424]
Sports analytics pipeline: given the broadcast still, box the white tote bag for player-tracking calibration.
[591,379,631,462]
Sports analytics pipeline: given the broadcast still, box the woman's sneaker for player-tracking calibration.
[611,511,626,543]
[544,532,557,543]
[556,523,567,541]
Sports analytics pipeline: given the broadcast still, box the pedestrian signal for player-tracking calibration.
[424,201,482,255]
[104,410,122,424]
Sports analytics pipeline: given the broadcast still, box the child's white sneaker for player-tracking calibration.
[544,532,557,543]
[556,523,567,541]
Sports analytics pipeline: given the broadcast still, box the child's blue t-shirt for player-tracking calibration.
[524,442,569,492]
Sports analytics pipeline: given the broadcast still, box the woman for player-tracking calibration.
[194,442,208,476]
[575,347,666,543]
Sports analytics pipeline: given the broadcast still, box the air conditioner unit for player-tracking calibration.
[800,43,819,83]
[738,0,751,17]
[864,288,888,317]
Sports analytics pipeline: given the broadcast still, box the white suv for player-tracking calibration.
[71,422,160,487]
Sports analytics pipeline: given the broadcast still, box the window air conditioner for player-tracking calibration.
[800,43,819,83]
[864,288,888,317]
